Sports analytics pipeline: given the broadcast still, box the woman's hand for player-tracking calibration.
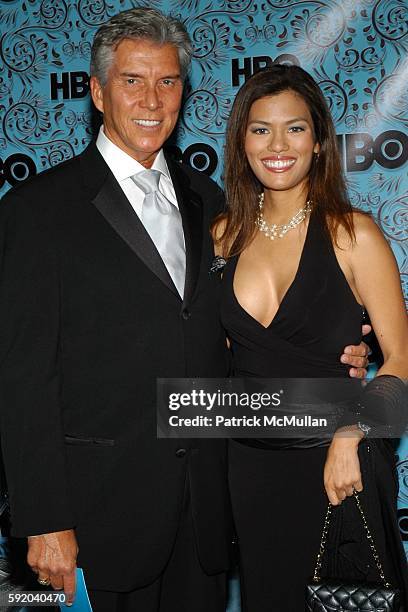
[324,429,364,505]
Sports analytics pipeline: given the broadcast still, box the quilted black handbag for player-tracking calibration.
[306,492,400,611]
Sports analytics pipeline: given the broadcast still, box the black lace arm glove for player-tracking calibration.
[338,375,407,438]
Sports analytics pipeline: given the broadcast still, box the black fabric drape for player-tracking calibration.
[324,439,408,610]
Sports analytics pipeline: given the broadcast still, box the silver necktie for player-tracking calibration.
[131,170,186,298]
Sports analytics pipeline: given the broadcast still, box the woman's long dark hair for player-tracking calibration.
[215,64,355,256]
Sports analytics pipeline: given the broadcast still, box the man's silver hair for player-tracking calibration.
[90,7,193,85]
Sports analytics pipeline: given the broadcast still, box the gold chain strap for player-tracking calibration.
[313,491,391,588]
[313,502,332,583]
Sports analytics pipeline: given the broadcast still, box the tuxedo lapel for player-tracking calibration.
[166,157,203,307]
[80,143,179,299]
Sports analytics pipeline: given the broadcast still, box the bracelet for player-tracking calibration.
[357,421,371,437]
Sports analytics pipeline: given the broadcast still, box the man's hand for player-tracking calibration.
[27,529,78,606]
[340,324,371,378]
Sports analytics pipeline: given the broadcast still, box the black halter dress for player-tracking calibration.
[221,213,408,611]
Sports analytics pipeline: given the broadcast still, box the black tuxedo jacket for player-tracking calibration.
[0,143,232,591]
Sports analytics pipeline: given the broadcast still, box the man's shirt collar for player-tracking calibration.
[96,126,171,182]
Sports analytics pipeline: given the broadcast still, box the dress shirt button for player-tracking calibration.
[181,310,191,320]
[175,448,187,458]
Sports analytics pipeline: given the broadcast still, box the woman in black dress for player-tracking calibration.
[213,66,408,611]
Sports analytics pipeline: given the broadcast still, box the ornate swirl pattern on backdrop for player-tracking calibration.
[372,71,408,125]
[182,0,256,71]
[181,76,233,138]
[0,0,407,556]
[77,0,111,26]
[372,0,408,43]
[397,441,408,549]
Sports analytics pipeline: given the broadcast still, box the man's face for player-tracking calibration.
[90,38,184,168]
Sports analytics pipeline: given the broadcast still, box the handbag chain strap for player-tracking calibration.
[313,491,391,588]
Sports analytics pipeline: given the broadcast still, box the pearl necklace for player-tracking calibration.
[255,192,312,240]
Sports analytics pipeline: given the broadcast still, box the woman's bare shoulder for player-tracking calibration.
[336,211,384,251]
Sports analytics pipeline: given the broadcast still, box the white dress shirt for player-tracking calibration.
[95,126,179,218]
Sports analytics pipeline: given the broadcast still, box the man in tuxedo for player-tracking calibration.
[0,8,232,611]
[0,7,368,612]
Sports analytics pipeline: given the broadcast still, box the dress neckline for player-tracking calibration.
[231,213,314,330]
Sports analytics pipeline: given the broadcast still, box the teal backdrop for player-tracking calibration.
[0,1,407,609]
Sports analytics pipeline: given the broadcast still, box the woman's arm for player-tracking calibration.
[346,213,408,378]
[324,213,407,505]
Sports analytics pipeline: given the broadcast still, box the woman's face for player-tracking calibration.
[244,90,320,195]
